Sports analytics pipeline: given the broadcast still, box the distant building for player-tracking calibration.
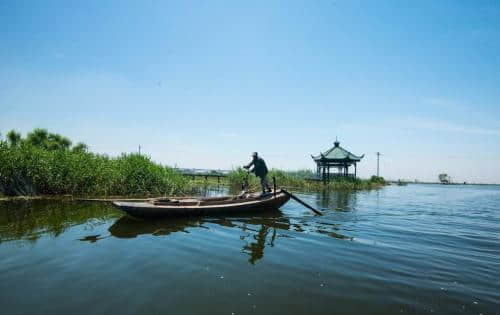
[311,140,364,182]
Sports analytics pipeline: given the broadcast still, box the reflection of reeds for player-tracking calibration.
[0,129,188,196]
[0,200,120,244]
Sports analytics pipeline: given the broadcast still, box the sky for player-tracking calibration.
[1,0,500,183]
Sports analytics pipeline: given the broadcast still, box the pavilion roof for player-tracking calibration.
[312,141,364,162]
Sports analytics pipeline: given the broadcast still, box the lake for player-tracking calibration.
[1,184,499,315]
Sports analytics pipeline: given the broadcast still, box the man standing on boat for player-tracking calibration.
[244,152,271,195]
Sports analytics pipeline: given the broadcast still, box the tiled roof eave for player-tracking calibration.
[312,145,364,161]
[312,156,362,162]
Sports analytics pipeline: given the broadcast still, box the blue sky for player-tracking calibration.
[1,1,499,183]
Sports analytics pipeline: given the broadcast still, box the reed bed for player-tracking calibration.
[227,168,386,191]
[0,129,188,196]
[1,128,386,197]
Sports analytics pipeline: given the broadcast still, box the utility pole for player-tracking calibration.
[138,145,141,156]
[376,152,381,177]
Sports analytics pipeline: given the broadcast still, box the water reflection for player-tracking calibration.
[315,189,357,211]
[316,228,353,240]
[2,185,499,314]
[214,215,291,264]
[77,234,111,243]
[108,210,290,264]
[242,224,275,264]
[0,191,356,264]
[108,216,205,238]
[0,200,119,244]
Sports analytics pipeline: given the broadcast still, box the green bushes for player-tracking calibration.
[268,169,309,188]
[0,128,387,196]
[369,176,385,184]
[227,168,314,190]
[226,167,260,190]
[227,168,386,191]
[325,175,386,190]
[0,129,188,196]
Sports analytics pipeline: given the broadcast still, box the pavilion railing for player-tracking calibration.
[307,173,356,181]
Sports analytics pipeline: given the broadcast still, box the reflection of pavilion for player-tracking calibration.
[317,189,357,211]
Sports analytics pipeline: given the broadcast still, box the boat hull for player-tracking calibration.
[113,191,290,219]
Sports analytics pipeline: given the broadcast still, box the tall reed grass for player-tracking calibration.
[227,168,386,191]
[0,129,188,196]
[0,128,386,196]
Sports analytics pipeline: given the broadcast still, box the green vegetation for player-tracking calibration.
[326,175,386,190]
[227,168,386,191]
[0,128,387,197]
[0,129,188,196]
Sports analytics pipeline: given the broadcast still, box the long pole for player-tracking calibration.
[281,189,322,216]
[376,152,380,177]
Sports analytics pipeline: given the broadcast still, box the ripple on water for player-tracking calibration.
[0,184,499,314]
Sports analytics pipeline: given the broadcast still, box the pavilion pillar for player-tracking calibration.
[354,163,357,179]
[323,164,327,184]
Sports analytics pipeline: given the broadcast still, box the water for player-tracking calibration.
[1,184,499,315]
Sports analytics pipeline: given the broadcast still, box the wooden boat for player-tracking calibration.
[112,189,290,219]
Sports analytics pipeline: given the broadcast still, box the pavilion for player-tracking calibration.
[311,140,364,182]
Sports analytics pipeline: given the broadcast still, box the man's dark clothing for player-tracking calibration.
[245,157,268,178]
[244,156,271,194]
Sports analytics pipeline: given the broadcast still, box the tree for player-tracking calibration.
[6,130,22,147]
[47,133,72,150]
[26,128,49,147]
[72,142,88,153]
[25,128,72,150]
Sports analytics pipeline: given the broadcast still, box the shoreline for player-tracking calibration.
[393,181,500,186]
[0,182,387,201]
